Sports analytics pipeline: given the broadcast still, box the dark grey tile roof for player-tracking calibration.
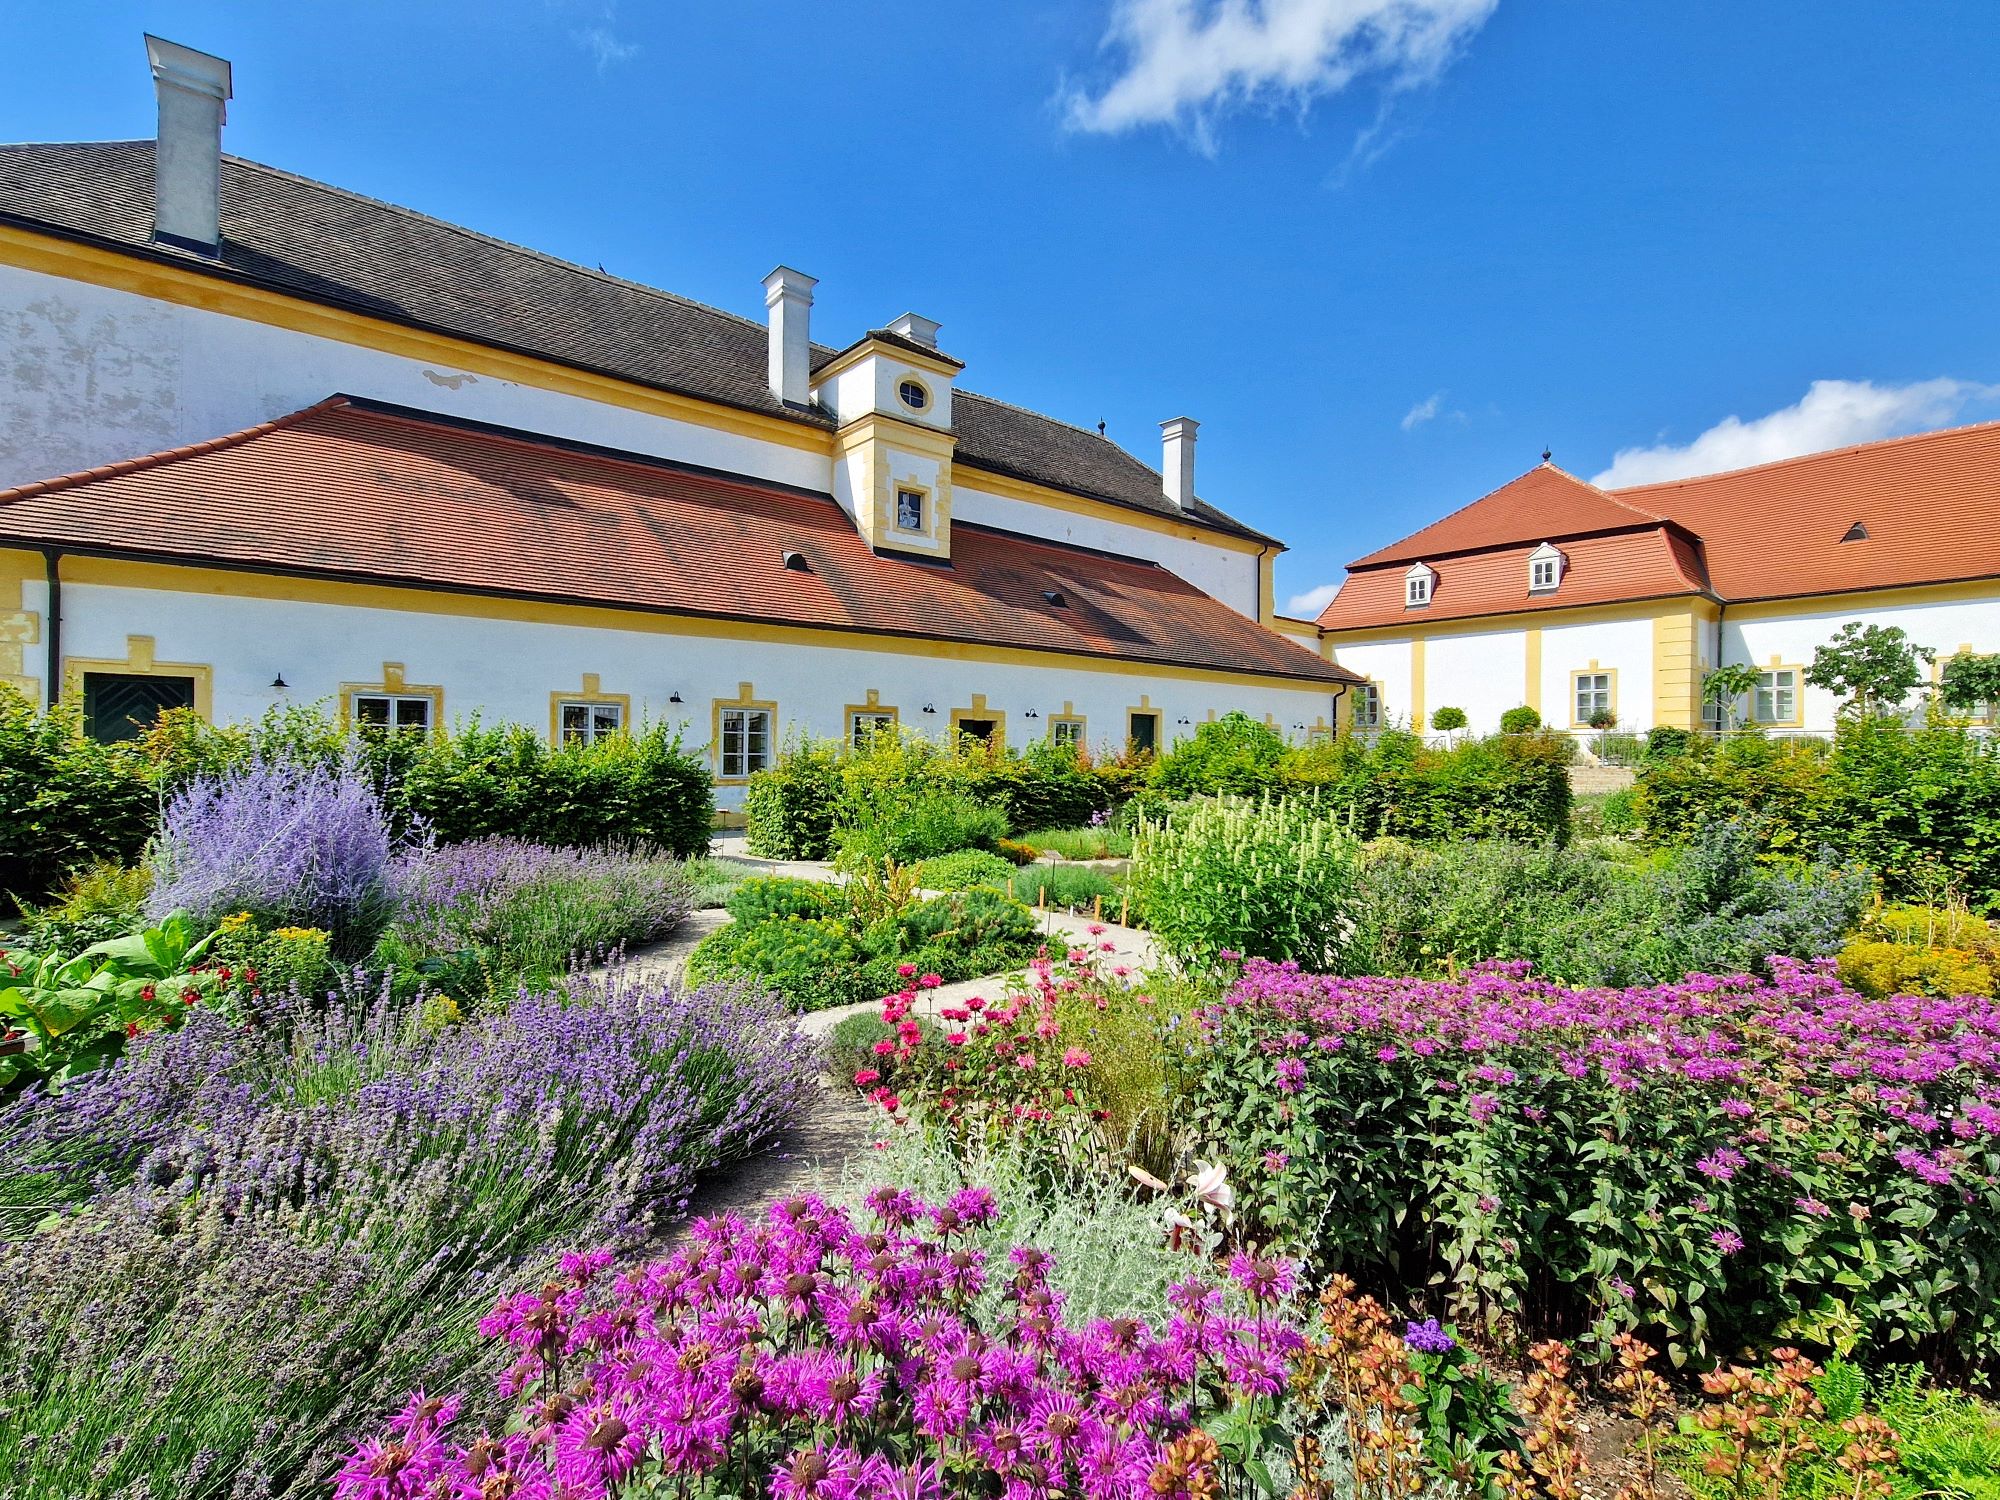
[0,140,1278,547]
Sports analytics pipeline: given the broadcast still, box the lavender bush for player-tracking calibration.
[0,965,818,1498]
[148,754,398,959]
[379,837,696,998]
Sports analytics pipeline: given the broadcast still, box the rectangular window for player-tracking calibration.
[1351,683,1382,730]
[849,710,896,749]
[352,693,433,735]
[1127,711,1160,754]
[1405,574,1431,607]
[718,706,773,779]
[1573,672,1613,725]
[1050,717,1085,749]
[558,700,624,746]
[1754,669,1799,725]
[895,488,926,532]
[82,671,196,743]
[1531,557,1559,591]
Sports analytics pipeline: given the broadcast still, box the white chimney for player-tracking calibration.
[886,312,941,350]
[1160,416,1198,511]
[145,35,232,253]
[762,265,816,408]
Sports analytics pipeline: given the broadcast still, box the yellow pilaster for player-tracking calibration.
[1651,606,1702,729]
[0,548,41,702]
[1523,624,1542,715]
[1409,636,1426,731]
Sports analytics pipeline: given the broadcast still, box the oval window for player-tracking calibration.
[897,379,929,411]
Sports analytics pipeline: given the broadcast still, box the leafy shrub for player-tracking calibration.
[835,786,1008,863]
[1022,823,1135,861]
[967,740,1123,830]
[1644,724,1695,761]
[742,737,843,858]
[17,861,151,954]
[1132,795,1358,968]
[397,720,713,857]
[1838,903,1999,998]
[1431,706,1468,732]
[1152,710,1288,798]
[910,848,1018,892]
[0,687,154,909]
[0,966,817,1497]
[684,914,868,1011]
[996,836,1039,864]
[889,887,1044,975]
[723,873,843,925]
[1640,716,2000,909]
[1198,955,2000,1367]
[148,755,397,960]
[1500,705,1543,734]
[1339,825,1866,985]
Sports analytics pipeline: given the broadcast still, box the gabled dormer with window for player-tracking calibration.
[1528,541,1565,594]
[1404,562,1436,609]
[813,313,963,561]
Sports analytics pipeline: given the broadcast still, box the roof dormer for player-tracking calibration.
[1528,541,1565,593]
[813,318,964,560]
[1404,561,1435,609]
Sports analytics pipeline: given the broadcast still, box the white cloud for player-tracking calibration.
[1285,581,1342,617]
[1062,0,1498,152]
[1591,377,2000,489]
[575,25,638,68]
[1401,391,1444,430]
[552,2,637,69]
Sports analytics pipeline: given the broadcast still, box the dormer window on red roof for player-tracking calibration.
[1528,541,1564,593]
[1405,562,1435,608]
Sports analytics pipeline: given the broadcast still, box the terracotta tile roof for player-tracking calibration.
[1347,464,1668,567]
[0,396,1350,687]
[0,141,1276,546]
[1608,419,2000,602]
[1317,528,1710,631]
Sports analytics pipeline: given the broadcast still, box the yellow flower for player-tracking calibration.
[220,911,255,931]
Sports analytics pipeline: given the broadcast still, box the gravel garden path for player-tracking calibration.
[628,836,1161,1232]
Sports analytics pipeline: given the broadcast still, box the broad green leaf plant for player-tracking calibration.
[0,911,221,1091]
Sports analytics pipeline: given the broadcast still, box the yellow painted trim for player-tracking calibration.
[0,224,833,458]
[1048,698,1087,747]
[0,547,42,703]
[1523,624,1543,715]
[340,661,444,734]
[833,411,955,560]
[58,556,1340,693]
[843,688,899,747]
[1323,593,1708,645]
[63,633,214,725]
[949,692,1006,751]
[1750,662,1806,729]
[549,672,632,744]
[811,336,963,386]
[951,464,1269,556]
[1569,664,1619,729]
[712,680,778,785]
[1650,607,1702,729]
[1722,577,2000,620]
[891,372,939,418]
[1257,550,1276,626]
[1409,638,1426,731]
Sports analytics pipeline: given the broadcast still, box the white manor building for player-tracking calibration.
[1304,428,2000,741]
[0,38,1353,811]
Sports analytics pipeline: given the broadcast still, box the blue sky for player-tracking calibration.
[3,1,1997,613]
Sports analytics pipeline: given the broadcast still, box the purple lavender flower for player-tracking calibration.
[1403,1317,1456,1354]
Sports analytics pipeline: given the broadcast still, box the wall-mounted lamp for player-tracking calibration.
[921,704,937,715]
[668,692,683,704]
[271,674,288,690]
[1176,717,1191,726]
[1024,709,1040,719]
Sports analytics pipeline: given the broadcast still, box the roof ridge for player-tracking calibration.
[1347,462,1650,569]
[1607,415,2000,493]
[1541,461,1670,523]
[0,397,346,508]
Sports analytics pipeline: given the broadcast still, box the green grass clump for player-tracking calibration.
[1023,825,1134,861]
[911,850,1018,891]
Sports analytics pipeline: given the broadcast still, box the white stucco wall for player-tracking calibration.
[950,480,1263,618]
[1537,616,1657,731]
[0,262,835,497]
[1326,638,1414,729]
[1422,629,1528,734]
[1722,591,2000,732]
[55,576,1341,809]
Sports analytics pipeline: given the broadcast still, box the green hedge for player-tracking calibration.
[0,693,714,909]
[743,739,843,859]
[1637,718,2000,908]
[1280,727,1573,843]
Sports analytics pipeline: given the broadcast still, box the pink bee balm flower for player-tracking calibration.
[852,1068,880,1088]
[896,963,918,978]
[1015,1052,1038,1069]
